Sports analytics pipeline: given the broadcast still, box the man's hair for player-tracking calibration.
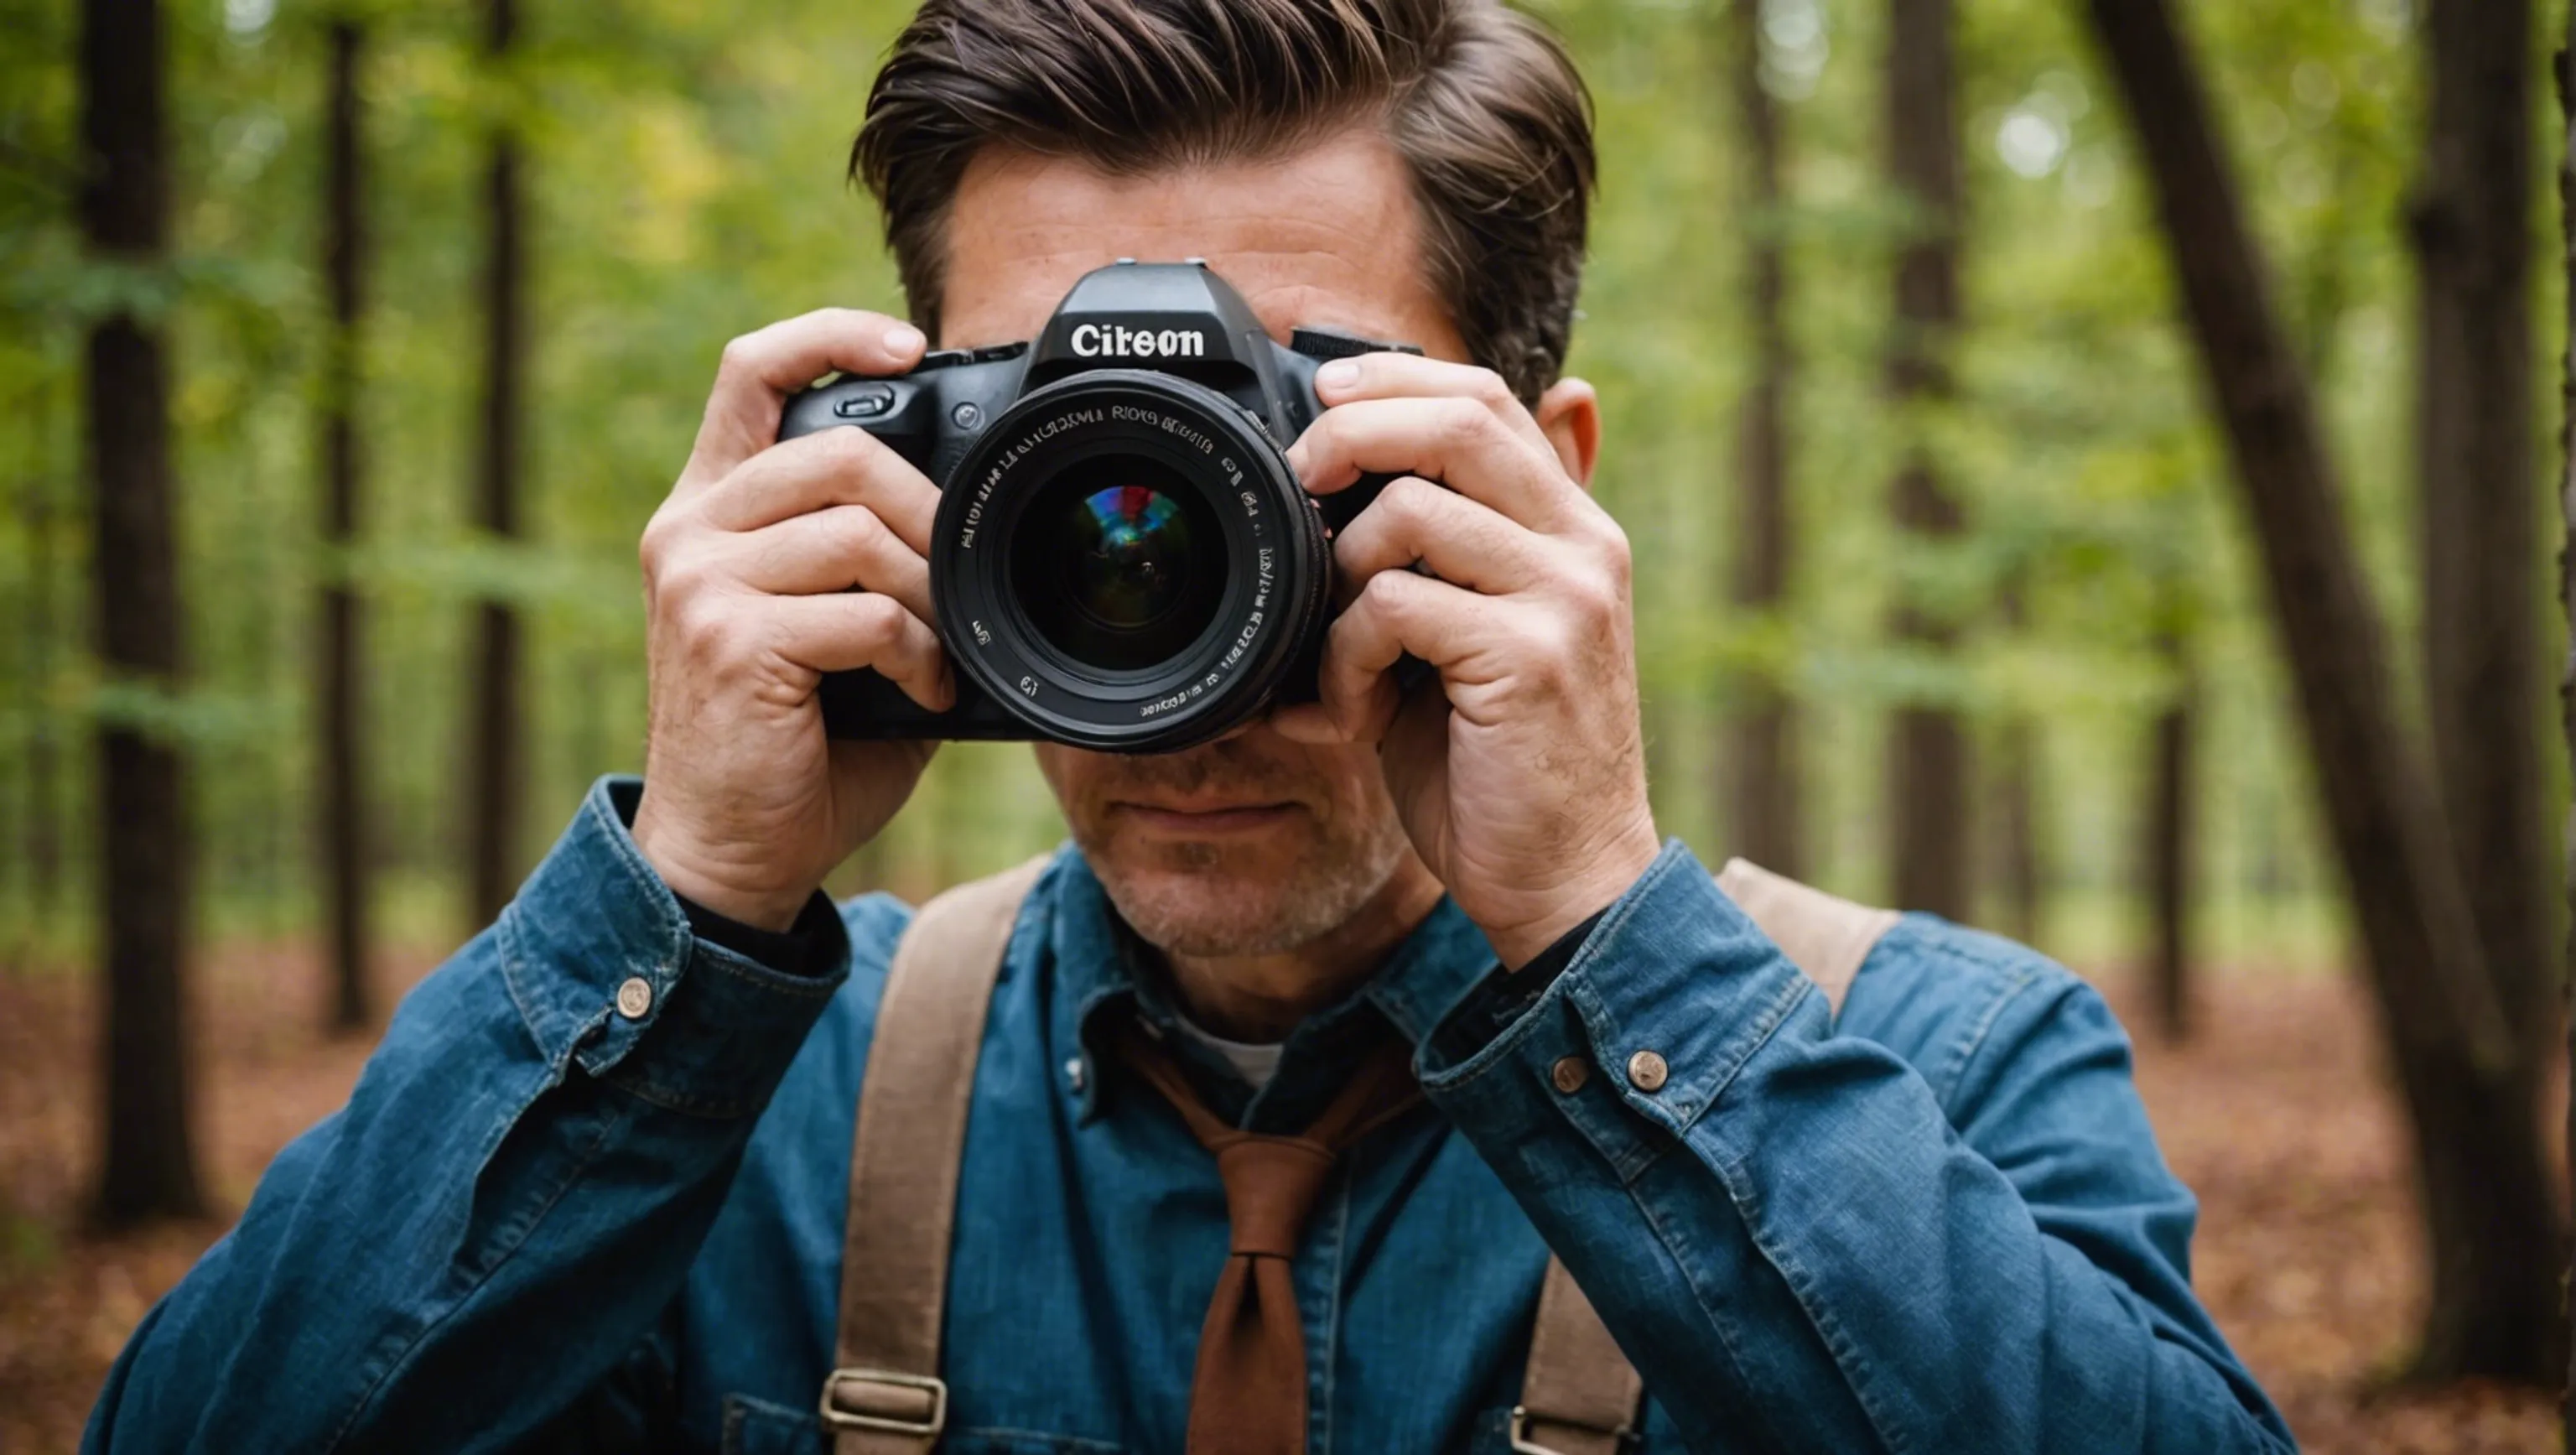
[850,0,1595,403]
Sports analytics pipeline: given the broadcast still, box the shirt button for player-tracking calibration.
[1627,1050,1669,1093]
[1550,1056,1589,1094]
[615,977,654,1020]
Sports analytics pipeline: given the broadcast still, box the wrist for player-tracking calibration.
[1483,822,1662,969]
[631,792,813,933]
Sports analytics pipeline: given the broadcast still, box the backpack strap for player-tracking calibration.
[1510,858,1901,1453]
[823,855,1049,1454]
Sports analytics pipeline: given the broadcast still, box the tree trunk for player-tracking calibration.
[2144,619,2194,1043]
[2085,0,2550,1385]
[82,0,204,1226]
[1883,0,1972,922]
[2415,0,2564,1383]
[2551,15,2576,1433]
[466,0,527,928]
[1723,0,1802,879]
[319,18,373,1031]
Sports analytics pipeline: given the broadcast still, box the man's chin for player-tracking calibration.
[1083,834,1392,960]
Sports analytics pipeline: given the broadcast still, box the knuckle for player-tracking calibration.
[1571,571,1620,623]
[650,544,712,604]
[814,425,882,480]
[1436,399,1488,447]
[1469,368,1515,412]
[831,502,888,555]
[1358,569,1413,619]
[1535,614,1582,668]
[851,593,917,657]
[716,332,763,377]
[669,596,735,662]
[637,512,676,579]
[1595,522,1634,590]
[1380,474,1440,524]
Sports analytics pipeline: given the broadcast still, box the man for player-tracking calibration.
[87,1,2293,1451]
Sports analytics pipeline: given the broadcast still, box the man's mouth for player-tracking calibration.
[1111,798,1305,835]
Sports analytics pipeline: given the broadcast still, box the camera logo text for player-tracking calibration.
[1071,323,1206,360]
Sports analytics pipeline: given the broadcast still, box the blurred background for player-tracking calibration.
[1,0,2570,1449]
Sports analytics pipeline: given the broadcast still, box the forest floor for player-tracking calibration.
[0,936,2563,1453]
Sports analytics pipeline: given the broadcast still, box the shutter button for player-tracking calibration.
[1627,1050,1669,1093]
[832,383,896,419]
[615,977,654,1020]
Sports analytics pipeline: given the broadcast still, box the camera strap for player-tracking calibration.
[823,855,1898,1454]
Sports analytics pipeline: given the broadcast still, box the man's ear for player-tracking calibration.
[1536,377,1602,492]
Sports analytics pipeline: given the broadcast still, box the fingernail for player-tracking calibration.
[886,325,926,356]
[1317,358,1360,392]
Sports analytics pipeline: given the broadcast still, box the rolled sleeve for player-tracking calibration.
[1420,840,1805,1172]
[1416,839,2292,1453]
[85,775,854,1455]
[503,777,851,1114]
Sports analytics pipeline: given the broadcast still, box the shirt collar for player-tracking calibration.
[1043,846,1500,1128]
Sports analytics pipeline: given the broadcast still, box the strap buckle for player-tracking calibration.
[819,1368,948,1438]
[1509,1404,1631,1455]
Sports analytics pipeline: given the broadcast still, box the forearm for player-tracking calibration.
[1421,845,2293,1454]
[85,778,847,1455]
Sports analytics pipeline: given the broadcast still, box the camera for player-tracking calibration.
[777,259,1418,752]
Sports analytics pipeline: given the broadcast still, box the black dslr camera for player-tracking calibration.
[778,259,1417,752]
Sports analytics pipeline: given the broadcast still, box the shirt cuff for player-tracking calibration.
[1416,840,1818,1174]
[677,889,849,979]
[494,776,853,1117]
[1424,909,1606,1067]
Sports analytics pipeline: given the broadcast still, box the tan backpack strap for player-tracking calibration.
[823,855,1051,1454]
[1514,861,1902,1447]
[1513,1259,1644,1455]
[1715,857,1903,1021]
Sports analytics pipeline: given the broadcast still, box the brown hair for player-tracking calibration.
[850,0,1595,403]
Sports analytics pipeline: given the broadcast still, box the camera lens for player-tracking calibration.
[1013,456,1226,673]
[929,369,1334,751]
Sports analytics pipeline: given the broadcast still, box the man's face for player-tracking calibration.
[938,132,1467,958]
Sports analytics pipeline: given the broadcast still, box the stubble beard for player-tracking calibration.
[1065,764,1416,959]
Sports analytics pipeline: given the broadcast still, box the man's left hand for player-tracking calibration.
[1275,354,1662,969]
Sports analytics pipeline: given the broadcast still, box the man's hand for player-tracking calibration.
[629,310,948,932]
[1274,355,1663,969]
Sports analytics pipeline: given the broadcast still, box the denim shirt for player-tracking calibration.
[86,777,2293,1454]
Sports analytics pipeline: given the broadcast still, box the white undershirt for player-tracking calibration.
[1171,1013,1286,1090]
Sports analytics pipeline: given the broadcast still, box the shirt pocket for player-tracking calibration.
[720,1393,825,1455]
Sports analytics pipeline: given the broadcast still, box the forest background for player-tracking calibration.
[3,0,2573,1450]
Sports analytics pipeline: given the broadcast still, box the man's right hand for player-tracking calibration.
[631,310,948,932]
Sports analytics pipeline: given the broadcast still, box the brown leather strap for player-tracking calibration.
[825,856,1050,1455]
[1716,857,1903,1021]
[1513,1260,1644,1455]
[1511,861,1902,1452]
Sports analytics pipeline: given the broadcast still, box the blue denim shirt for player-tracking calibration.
[87,777,2293,1454]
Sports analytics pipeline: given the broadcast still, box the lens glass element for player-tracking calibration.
[1010,455,1227,674]
[1071,485,1188,627]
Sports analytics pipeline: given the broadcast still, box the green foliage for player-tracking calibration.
[0,0,2562,960]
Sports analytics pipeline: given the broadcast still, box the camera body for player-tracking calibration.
[776,260,1416,752]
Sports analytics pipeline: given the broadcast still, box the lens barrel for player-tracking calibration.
[927,370,1331,752]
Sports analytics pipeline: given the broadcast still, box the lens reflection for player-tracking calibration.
[1068,484,1191,630]
[1011,455,1227,674]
